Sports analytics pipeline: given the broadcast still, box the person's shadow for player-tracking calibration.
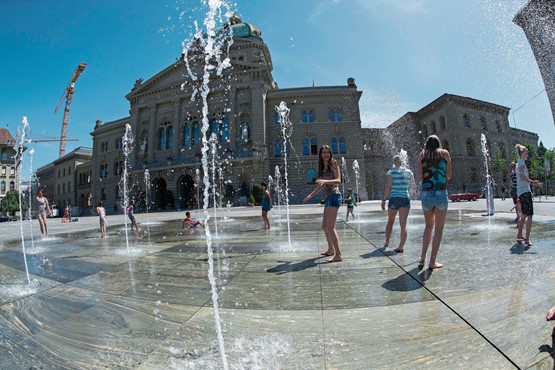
[537,326,555,370]
[382,266,431,292]
[360,246,397,258]
[510,243,538,254]
[266,257,320,275]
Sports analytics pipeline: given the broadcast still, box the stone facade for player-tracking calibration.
[0,128,17,200]
[86,19,367,213]
[36,147,92,215]
[514,0,555,125]
[363,94,539,199]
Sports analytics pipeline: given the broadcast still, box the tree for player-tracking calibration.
[0,190,28,215]
[491,149,506,179]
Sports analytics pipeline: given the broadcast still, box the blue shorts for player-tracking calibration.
[388,196,410,210]
[325,193,342,208]
[421,190,448,212]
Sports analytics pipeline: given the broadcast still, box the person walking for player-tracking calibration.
[381,154,416,253]
[417,135,452,270]
[36,190,52,238]
[303,145,343,263]
[515,144,542,247]
[96,201,107,238]
[260,182,273,230]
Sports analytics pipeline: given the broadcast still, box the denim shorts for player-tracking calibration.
[388,196,410,210]
[325,193,342,208]
[421,190,448,212]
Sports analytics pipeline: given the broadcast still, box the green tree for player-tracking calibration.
[491,149,506,178]
[251,183,263,205]
[0,190,28,215]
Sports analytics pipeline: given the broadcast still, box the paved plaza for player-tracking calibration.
[0,198,554,369]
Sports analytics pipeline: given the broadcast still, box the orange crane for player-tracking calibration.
[54,62,86,157]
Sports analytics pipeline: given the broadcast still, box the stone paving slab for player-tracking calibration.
[0,200,553,369]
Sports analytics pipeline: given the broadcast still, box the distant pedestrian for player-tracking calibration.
[96,201,107,238]
[260,182,273,230]
[127,199,139,232]
[501,185,506,200]
[417,135,452,270]
[381,155,416,253]
[36,190,52,238]
[345,189,356,221]
[486,175,495,216]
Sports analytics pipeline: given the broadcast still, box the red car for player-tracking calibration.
[449,192,480,202]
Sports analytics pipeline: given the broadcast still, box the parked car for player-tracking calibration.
[449,192,480,202]
[0,215,11,222]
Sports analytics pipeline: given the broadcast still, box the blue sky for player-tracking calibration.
[1,0,553,171]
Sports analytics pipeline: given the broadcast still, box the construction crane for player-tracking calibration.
[54,62,86,158]
[27,134,79,143]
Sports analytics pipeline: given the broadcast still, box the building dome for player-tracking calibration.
[226,15,262,38]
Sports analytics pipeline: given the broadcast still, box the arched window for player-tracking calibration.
[101,187,106,201]
[1,166,5,175]
[430,121,436,134]
[221,118,229,142]
[10,167,15,175]
[62,183,66,193]
[470,167,478,182]
[463,114,471,128]
[301,110,315,123]
[158,128,165,150]
[310,138,318,155]
[499,143,506,158]
[166,126,173,150]
[240,122,249,141]
[0,181,5,192]
[496,120,502,133]
[274,140,282,157]
[115,184,120,200]
[303,138,310,155]
[307,168,317,184]
[192,122,200,144]
[480,117,487,131]
[210,119,219,139]
[183,123,190,146]
[9,181,14,191]
[1,152,7,160]
[330,137,338,154]
[329,109,343,122]
[339,137,346,153]
[466,138,475,156]
[439,116,446,130]
[421,124,428,138]
[68,182,71,192]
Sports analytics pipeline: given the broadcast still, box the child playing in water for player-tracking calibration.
[261,182,273,230]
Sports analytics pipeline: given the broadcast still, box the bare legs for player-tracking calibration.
[420,209,447,269]
[516,213,533,245]
[99,219,106,238]
[383,209,397,248]
[322,206,342,262]
[384,207,409,253]
[38,215,48,238]
[262,211,270,230]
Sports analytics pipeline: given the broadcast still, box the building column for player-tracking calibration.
[147,104,157,162]
[172,97,181,158]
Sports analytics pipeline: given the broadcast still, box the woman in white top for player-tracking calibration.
[36,190,51,238]
[515,144,541,246]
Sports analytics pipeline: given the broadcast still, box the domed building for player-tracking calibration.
[89,17,368,212]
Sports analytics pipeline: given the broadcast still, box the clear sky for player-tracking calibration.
[1,0,553,171]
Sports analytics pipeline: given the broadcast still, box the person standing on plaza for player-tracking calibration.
[260,182,273,230]
[486,175,495,216]
[36,190,52,238]
[417,135,452,270]
[127,199,139,232]
[510,162,521,223]
[381,154,416,253]
[303,145,343,263]
[515,144,542,247]
[96,201,107,238]
[345,188,356,221]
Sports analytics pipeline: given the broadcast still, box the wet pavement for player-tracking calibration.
[0,198,554,369]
